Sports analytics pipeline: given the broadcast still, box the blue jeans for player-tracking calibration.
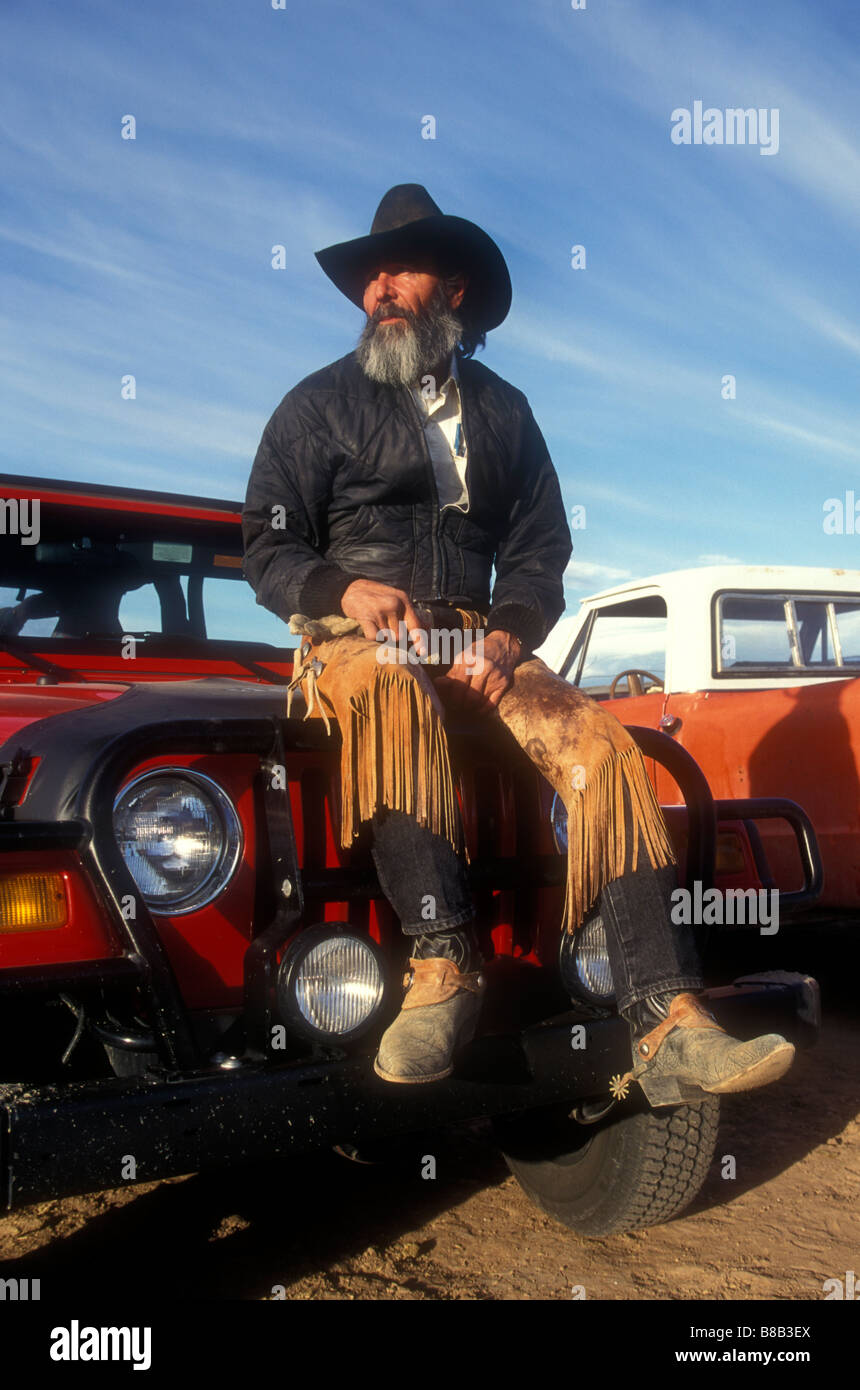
[370,799,704,1013]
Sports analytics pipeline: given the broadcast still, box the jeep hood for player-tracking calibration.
[0,683,131,746]
[2,679,291,823]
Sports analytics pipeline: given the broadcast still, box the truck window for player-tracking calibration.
[718,596,794,668]
[834,602,860,663]
[717,592,860,673]
[570,597,667,696]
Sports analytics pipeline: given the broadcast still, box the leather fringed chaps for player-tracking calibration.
[286,619,675,933]
[288,619,461,853]
[494,659,677,933]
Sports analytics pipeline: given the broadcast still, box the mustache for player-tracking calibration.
[370,304,414,325]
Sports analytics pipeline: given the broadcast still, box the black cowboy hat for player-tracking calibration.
[314,183,512,333]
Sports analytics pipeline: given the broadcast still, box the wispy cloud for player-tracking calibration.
[565,560,632,585]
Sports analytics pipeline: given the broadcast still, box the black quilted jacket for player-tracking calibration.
[242,350,571,652]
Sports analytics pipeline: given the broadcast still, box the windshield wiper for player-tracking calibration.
[0,636,84,684]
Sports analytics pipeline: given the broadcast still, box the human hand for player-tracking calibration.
[341,579,428,655]
[435,630,522,714]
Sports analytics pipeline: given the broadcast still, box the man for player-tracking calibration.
[243,183,794,1102]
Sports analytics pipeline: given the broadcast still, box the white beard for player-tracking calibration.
[355,286,462,387]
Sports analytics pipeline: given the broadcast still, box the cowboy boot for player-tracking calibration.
[373,927,485,1084]
[612,991,795,1107]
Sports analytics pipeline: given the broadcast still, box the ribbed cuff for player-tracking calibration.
[485,602,545,654]
[298,564,354,618]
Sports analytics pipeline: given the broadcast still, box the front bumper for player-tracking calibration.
[0,971,819,1210]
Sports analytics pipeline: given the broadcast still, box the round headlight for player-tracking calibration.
[559,908,616,1003]
[277,927,386,1041]
[113,769,242,914]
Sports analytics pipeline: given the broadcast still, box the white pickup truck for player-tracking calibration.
[540,565,860,917]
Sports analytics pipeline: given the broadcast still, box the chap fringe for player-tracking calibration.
[562,742,676,933]
[339,662,461,852]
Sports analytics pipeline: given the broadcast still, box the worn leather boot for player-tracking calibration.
[613,991,795,1107]
[373,927,485,1084]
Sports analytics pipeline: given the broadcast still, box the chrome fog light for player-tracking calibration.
[277,927,386,1041]
[559,907,616,1003]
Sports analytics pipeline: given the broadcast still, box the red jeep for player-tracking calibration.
[0,475,821,1237]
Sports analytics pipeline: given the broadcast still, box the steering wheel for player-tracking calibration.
[608,668,663,698]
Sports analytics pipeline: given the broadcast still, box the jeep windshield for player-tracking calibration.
[0,500,294,653]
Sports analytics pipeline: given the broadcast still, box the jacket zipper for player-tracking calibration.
[456,367,472,519]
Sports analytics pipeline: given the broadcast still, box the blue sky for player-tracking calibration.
[2,0,860,616]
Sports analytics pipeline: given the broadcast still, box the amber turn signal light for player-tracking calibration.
[0,872,68,932]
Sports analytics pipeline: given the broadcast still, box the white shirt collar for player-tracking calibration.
[431,351,459,398]
[411,351,459,403]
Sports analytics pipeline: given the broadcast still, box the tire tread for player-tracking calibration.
[500,1097,720,1238]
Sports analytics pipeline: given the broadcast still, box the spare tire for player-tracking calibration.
[494,1095,719,1238]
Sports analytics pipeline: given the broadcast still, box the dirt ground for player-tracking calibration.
[1,982,857,1301]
